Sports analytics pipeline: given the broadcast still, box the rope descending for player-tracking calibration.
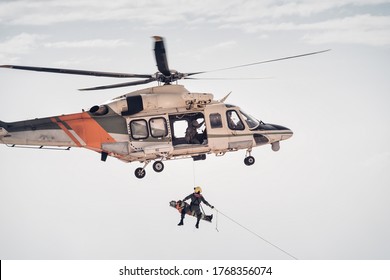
[213,208,298,260]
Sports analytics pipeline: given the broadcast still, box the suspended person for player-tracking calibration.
[178,186,214,229]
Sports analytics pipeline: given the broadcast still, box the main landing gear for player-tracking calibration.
[134,160,165,179]
[134,167,146,179]
[153,161,164,172]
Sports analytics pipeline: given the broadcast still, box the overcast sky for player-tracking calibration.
[1,0,390,260]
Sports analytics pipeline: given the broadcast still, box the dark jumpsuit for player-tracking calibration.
[181,193,212,225]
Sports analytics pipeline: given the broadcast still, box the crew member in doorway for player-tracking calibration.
[178,186,214,229]
[185,119,204,144]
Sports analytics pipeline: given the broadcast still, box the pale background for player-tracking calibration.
[0,0,389,259]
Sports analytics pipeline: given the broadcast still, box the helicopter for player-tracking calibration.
[0,36,329,178]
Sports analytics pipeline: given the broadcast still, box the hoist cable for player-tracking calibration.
[214,208,298,260]
[192,160,196,186]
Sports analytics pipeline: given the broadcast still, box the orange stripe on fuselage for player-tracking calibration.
[55,112,116,151]
[50,117,83,147]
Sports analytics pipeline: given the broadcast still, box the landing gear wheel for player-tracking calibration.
[153,161,164,172]
[134,167,146,179]
[244,156,255,166]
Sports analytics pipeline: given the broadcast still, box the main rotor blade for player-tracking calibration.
[184,77,272,80]
[0,65,152,79]
[153,36,171,76]
[79,78,156,91]
[185,49,331,76]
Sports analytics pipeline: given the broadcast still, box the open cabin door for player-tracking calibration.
[169,112,207,147]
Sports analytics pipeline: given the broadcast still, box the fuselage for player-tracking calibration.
[0,85,293,163]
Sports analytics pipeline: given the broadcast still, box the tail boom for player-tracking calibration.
[0,112,118,150]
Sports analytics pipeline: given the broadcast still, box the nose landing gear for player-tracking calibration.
[244,149,255,166]
[244,156,255,166]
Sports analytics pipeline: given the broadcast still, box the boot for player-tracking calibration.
[204,214,213,222]
[195,214,201,228]
[178,212,185,226]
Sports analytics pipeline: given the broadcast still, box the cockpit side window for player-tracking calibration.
[240,110,260,130]
[226,110,245,130]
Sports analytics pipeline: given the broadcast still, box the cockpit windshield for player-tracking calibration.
[240,110,261,130]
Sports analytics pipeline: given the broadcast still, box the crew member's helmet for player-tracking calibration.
[194,186,202,193]
[192,120,199,127]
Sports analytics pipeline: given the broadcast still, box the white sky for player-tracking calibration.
[0,0,390,260]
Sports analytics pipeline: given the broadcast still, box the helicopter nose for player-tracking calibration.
[256,123,293,141]
[271,124,293,140]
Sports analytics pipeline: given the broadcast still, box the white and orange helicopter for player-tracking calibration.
[0,36,328,178]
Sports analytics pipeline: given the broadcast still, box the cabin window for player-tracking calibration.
[226,110,245,130]
[149,117,168,138]
[130,119,148,139]
[209,113,222,128]
[173,120,188,138]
